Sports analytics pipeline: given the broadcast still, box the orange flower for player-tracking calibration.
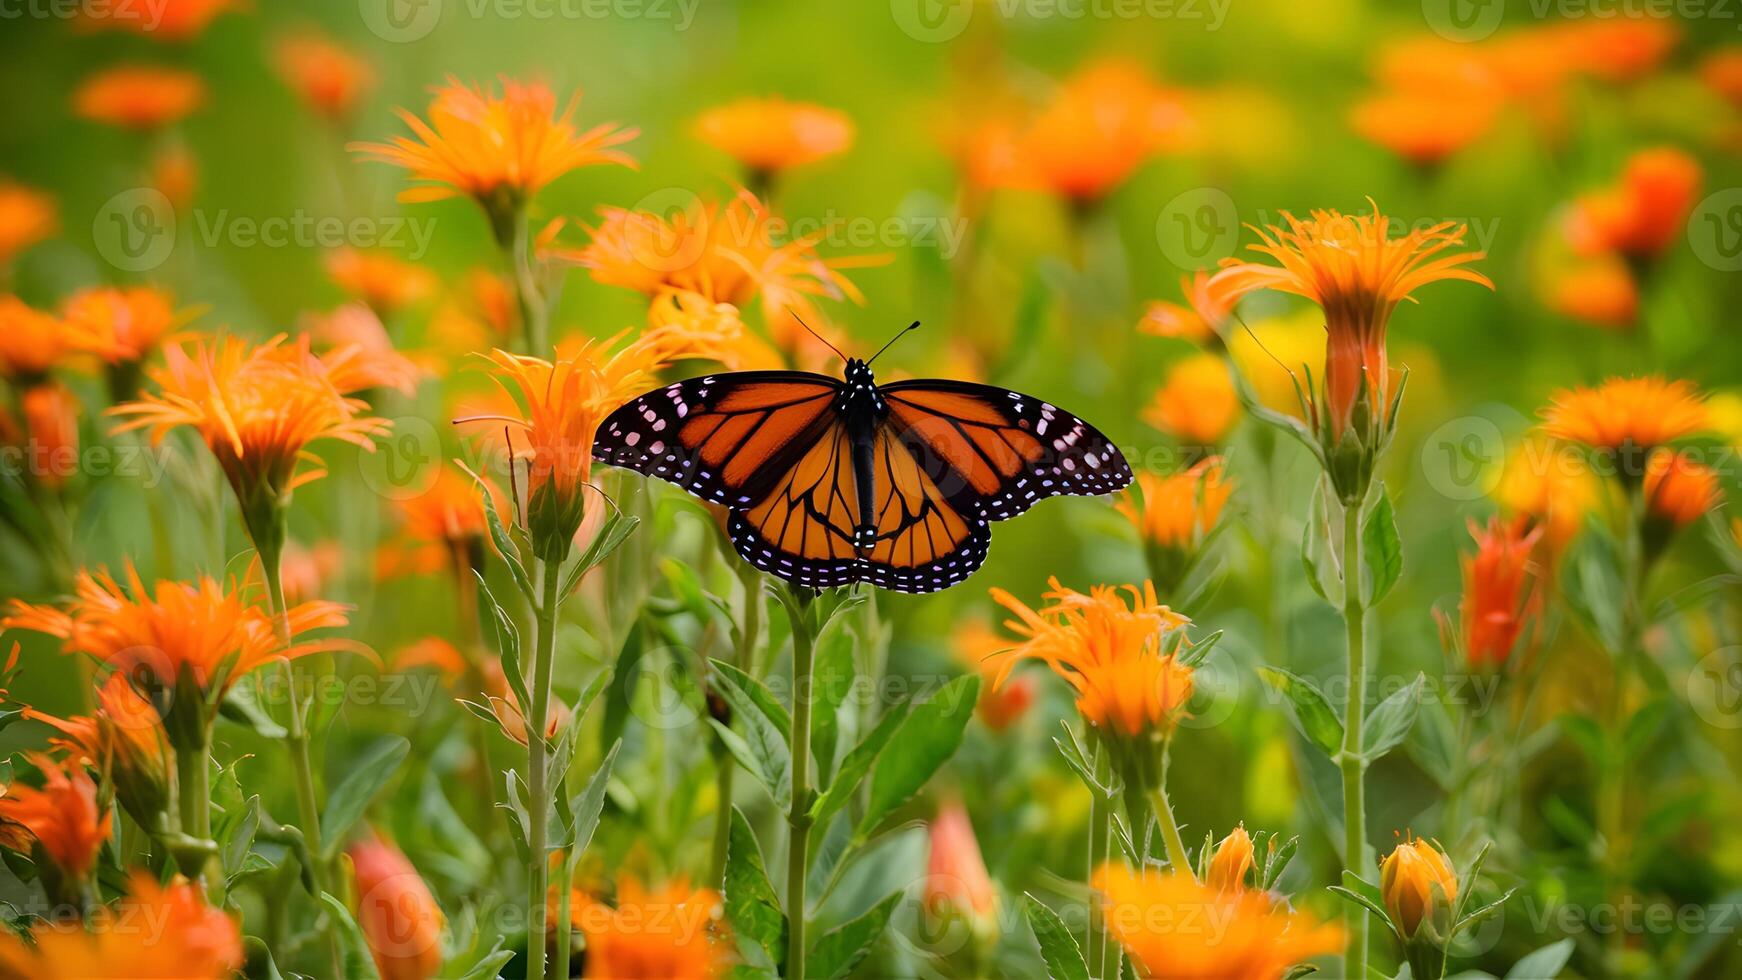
[694,97,854,176]
[1455,515,1543,671]
[277,539,344,605]
[1145,355,1240,446]
[574,877,729,979]
[151,142,198,210]
[77,0,238,40]
[1380,837,1458,939]
[1210,206,1491,452]
[987,578,1193,739]
[1644,449,1720,531]
[1138,272,1232,345]
[0,872,241,978]
[1094,863,1343,980]
[1206,826,1255,893]
[326,247,438,317]
[0,755,110,890]
[384,465,495,577]
[1494,437,1597,551]
[0,295,69,381]
[110,335,390,541]
[20,383,80,488]
[0,180,56,266]
[1565,148,1702,260]
[1540,376,1706,461]
[350,831,446,980]
[275,32,374,120]
[1558,16,1680,82]
[1700,48,1742,107]
[924,801,998,941]
[1118,458,1234,559]
[23,673,171,832]
[73,66,206,129]
[951,620,1036,732]
[351,76,637,230]
[1542,254,1637,330]
[307,305,423,396]
[998,59,1192,203]
[61,285,187,366]
[395,636,469,678]
[642,289,783,371]
[1,564,355,733]
[1349,88,1500,166]
[462,337,674,559]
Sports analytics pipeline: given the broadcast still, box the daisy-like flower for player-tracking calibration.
[2,564,356,748]
[306,304,423,396]
[274,32,374,121]
[73,66,206,129]
[1540,376,1706,481]
[1210,204,1491,500]
[460,335,675,560]
[24,673,172,833]
[1643,449,1721,558]
[325,247,438,319]
[382,464,495,579]
[1094,864,1343,980]
[642,289,783,371]
[1206,826,1255,893]
[0,179,56,267]
[1564,147,1702,262]
[61,285,187,368]
[350,830,446,980]
[693,97,854,185]
[0,295,70,383]
[0,872,241,978]
[351,76,637,240]
[1117,458,1234,595]
[987,578,1194,746]
[996,59,1193,204]
[1349,88,1500,167]
[110,334,390,560]
[1138,271,1232,346]
[1451,515,1543,672]
[572,877,730,979]
[1144,354,1240,448]
[0,755,110,908]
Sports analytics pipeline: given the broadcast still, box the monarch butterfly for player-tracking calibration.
[592,322,1131,593]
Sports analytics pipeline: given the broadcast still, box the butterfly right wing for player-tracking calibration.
[593,371,841,507]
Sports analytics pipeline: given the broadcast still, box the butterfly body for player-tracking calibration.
[594,357,1131,593]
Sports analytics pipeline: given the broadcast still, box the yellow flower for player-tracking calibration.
[1380,837,1458,940]
[1094,864,1343,980]
[352,76,637,232]
[987,578,1193,739]
[693,97,854,176]
[1144,354,1240,446]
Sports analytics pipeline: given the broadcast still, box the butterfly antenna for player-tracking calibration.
[867,321,920,366]
[787,309,849,365]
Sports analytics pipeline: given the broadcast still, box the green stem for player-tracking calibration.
[710,574,762,887]
[1340,496,1370,980]
[526,562,562,980]
[175,727,219,901]
[510,208,549,353]
[785,592,816,980]
[554,848,573,980]
[1150,763,1194,879]
[1086,745,1117,980]
[1599,489,1647,974]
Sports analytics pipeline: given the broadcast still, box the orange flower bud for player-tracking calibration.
[350,831,445,980]
[1380,837,1457,940]
[1207,826,1255,892]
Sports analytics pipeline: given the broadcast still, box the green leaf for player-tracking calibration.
[711,658,793,739]
[1454,888,1516,935]
[709,719,790,810]
[1259,667,1344,758]
[320,892,383,980]
[854,675,979,839]
[1503,938,1574,980]
[809,699,912,826]
[567,740,620,864]
[474,467,533,599]
[217,684,286,739]
[805,891,900,980]
[321,736,409,858]
[1329,885,1396,938]
[725,808,788,968]
[1052,721,1119,799]
[476,573,532,727]
[451,950,516,980]
[1407,699,1459,790]
[1023,893,1090,980]
[1361,486,1402,605]
[220,795,260,880]
[1362,674,1423,762]
[810,626,856,787]
[568,512,641,587]
[242,937,286,980]
[1623,698,1668,759]
[601,620,647,750]
[1301,481,1338,604]
[1560,531,1624,651]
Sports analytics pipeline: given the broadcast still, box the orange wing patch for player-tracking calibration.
[680,390,834,483]
[742,425,859,562]
[887,398,1044,497]
[866,428,975,568]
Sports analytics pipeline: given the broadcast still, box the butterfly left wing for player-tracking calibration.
[879,379,1132,521]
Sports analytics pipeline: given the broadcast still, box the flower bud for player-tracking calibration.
[349,831,445,980]
[923,802,999,962]
[1381,836,1459,979]
[1206,826,1254,893]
